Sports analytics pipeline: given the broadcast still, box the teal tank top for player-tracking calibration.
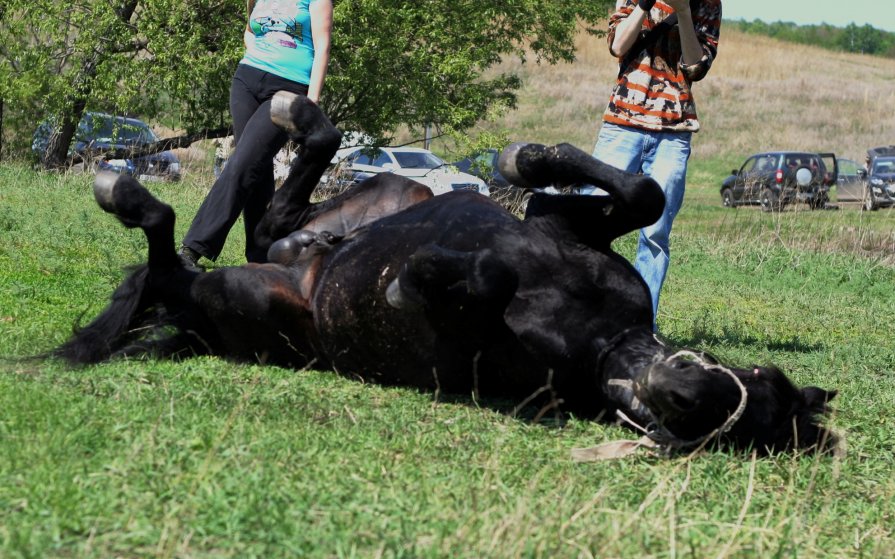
[240,0,316,85]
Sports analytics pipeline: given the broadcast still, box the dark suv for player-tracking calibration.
[32,112,182,181]
[721,151,837,211]
[863,146,895,210]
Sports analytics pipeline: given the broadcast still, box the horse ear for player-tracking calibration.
[801,386,837,410]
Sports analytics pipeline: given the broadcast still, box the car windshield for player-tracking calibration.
[872,157,895,175]
[80,116,157,145]
[391,150,444,170]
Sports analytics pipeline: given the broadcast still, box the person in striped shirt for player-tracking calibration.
[590,0,721,331]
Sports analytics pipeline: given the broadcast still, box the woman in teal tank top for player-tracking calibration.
[179,0,333,267]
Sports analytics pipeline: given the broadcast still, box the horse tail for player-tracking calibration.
[53,265,150,365]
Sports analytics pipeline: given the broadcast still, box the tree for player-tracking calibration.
[0,0,244,167]
[0,0,612,167]
[838,23,889,55]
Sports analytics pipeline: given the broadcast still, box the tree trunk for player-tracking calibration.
[41,0,141,169]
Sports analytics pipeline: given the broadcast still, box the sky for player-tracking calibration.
[723,1,895,33]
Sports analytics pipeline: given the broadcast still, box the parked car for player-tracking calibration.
[834,157,870,208]
[452,148,511,188]
[451,147,565,212]
[867,145,895,163]
[858,146,895,210]
[328,146,489,197]
[720,151,836,211]
[32,112,182,181]
[863,155,895,210]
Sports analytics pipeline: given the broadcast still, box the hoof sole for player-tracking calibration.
[498,142,531,189]
[93,172,123,214]
[271,91,302,135]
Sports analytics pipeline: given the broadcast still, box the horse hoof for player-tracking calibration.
[385,276,424,311]
[385,277,407,309]
[295,230,316,246]
[268,236,302,265]
[93,171,123,214]
[271,91,304,135]
[498,142,535,189]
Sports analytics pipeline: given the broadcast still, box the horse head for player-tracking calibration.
[635,352,837,454]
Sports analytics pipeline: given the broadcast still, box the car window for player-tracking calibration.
[784,156,806,169]
[745,155,775,173]
[77,117,107,142]
[872,157,895,174]
[475,151,494,168]
[117,123,155,144]
[77,115,156,144]
[392,150,442,170]
[371,149,393,168]
[838,159,858,177]
[347,148,375,166]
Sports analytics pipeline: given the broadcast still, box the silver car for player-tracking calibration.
[328,146,490,197]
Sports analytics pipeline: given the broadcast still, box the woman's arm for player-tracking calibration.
[307,0,333,104]
[245,0,256,33]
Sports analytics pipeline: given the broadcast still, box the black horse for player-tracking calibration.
[55,92,836,456]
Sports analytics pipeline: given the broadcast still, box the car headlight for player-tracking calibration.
[870,178,884,186]
[169,162,181,173]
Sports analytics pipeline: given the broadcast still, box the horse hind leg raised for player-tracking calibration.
[254,91,344,254]
[499,142,665,249]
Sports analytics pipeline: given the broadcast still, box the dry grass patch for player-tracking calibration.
[436,26,895,168]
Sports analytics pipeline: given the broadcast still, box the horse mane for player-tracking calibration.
[53,265,151,365]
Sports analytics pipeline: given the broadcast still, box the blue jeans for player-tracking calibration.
[588,123,692,328]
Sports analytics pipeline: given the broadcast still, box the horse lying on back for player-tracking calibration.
[55,92,837,456]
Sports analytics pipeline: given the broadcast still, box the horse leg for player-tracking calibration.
[386,245,518,317]
[254,91,344,254]
[94,172,320,364]
[55,173,201,364]
[93,171,180,269]
[267,173,432,269]
[499,142,665,248]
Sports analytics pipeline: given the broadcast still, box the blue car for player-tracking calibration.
[32,112,182,181]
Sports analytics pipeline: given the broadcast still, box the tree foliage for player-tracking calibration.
[727,19,895,58]
[0,0,612,166]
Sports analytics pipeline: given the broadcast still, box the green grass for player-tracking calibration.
[2,162,895,558]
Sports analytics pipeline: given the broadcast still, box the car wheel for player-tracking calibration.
[721,188,735,208]
[863,188,878,211]
[808,192,828,210]
[760,188,780,212]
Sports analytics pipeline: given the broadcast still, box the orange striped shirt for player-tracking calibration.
[603,0,721,132]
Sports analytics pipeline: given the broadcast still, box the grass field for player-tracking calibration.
[3,27,895,559]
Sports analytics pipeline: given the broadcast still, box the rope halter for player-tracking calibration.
[572,349,749,461]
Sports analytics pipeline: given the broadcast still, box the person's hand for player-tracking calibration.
[638,0,656,11]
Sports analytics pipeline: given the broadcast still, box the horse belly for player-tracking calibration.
[311,234,448,388]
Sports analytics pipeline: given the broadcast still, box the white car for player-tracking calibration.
[329,146,490,197]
